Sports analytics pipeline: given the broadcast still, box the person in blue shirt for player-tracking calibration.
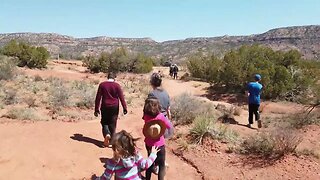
[247,74,263,128]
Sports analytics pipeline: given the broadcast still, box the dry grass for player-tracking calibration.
[0,56,16,81]
[24,95,37,108]
[296,149,320,159]
[171,93,217,125]
[3,89,19,105]
[240,128,302,158]
[287,111,320,129]
[233,106,242,116]
[4,107,47,121]
[189,115,239,144]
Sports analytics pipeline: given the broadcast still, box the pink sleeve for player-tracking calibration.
[161,114,171,129]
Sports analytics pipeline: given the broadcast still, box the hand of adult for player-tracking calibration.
[123,109,128,115]
[94,111,100,117]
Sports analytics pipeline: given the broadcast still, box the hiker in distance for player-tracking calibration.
[246,74,263,128]
[172,64,179,80]
[94,72,128,147]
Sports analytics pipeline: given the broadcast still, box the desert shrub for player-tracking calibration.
[34,75,43,82]
[24,96,37,108]
[240,128,302,158]
[3,89,18,105]
[82,48,153,74]
[2,40,49,68]
[76,89,95,109]
[189,115,239,144]
[212,124,239,143]
[4,107,44,120]
[57,110,82,120]
[171,93,216,125]
[49,79,70,110]
[187,45,320,100]
[233,106,242,116]
[190,116,213,144]
[131,53,153,73]
[0,56,16,80]
[72,81,96,109]
[286,112,320,129]
[296,149,320,159]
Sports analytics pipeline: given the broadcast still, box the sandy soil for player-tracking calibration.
[0,61,319,180]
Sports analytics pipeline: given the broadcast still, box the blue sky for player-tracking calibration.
[1,0,319,41]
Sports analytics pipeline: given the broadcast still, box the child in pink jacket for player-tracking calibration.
[142,97,171,180]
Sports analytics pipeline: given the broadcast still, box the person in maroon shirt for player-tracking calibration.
[94,72,127,147]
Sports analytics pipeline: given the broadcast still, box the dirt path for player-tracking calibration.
[0,67,203,180]
[1,64,315,180]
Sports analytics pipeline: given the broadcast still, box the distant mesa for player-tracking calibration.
[1,25,320,61]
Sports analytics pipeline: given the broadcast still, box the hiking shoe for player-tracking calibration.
[165,162,169,168]
[152,166,159,175]
[257,120,262,128]
[103,134,111,147]
[247,124,252,128]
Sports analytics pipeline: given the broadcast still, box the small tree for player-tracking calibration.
[2,40,49,68]
[132,53,153,73]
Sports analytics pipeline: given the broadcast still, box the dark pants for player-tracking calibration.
[173,72,178,79]
[101,106,119,139]
[248,104,260,124]
[146,145,166,180]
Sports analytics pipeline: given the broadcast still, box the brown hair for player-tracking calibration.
[150,73,162,87]
[111,130,140,158]
[143,97,161,117]
[108,72,117,79]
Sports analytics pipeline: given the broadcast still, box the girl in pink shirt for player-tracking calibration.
[143,97,171,180]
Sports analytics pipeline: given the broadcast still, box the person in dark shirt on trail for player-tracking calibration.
[94,72,128,147]
[246,74,263,128]
[172,64,178,79]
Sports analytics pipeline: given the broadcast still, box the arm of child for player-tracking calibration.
[162,114,172,129]
[96,160,115,180]
[136,152,157,170]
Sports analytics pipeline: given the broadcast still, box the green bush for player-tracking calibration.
[189,115,239,144]
[189,116,213,144]
[187,45,320,100]
[0,56,16,81]
[1,40,49,68]
[82,48,153,74]
[131,53,153,73]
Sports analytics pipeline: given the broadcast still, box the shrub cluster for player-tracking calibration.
[189,115,239,144]
[1,40,50,68]
[82,48,153,74]
[240,128,302,158]
[187,45,320,100]
[0,56,16,80]
[171,93,216,125]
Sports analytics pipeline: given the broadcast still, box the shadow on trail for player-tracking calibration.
[201,85,248,106]
[237,123,258,130]
[70,133,104,148]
